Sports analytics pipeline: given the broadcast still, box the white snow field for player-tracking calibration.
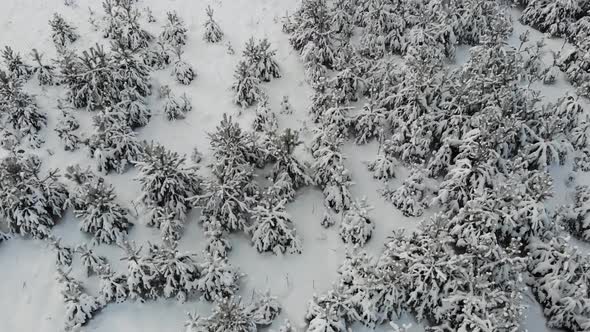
[1,0,589,331]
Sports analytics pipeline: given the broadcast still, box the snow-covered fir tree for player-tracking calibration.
[160,11,187,47]
[0,153,68,239]
[248,200,302,255]
[203,5,223,43]
[66,165,132,245]
[50,236,73,267]
[382,168,428,217]
[135,143,201,237]
[121,242,159,301]
[246,290,282,326]
[30,49,54,86]
[102,0,152,50]
[556,185,590,241]
[98,266,129,304]
[2,46,32,80]
[243,37,281,82]
[197,254,242,301]
[49,13,79,49]
[56,268,103,331]
[200,297,257,332]
[204,229,232,258]
[87,110,142,174]
[141,40,172,69]
[173,49,195,85]
[339,199,374,246]
[164,91,192,120]
[232,61,262,108]
[252,97,278,132]
[149,241,200,302]
[77,243,108,276]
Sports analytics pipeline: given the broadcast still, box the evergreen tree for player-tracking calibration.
[2,46,32,80]
[164,91,192,120]
[204,229,232,258]
[243,38,281,82]
[149,241,200,302]
[232,61,262,108]
[77,244,108,276]
[197,254,242,301]
[382,168,428,217]
[203,5,223,43]
[66,165,132,245]
[339,199,374,246]
[135,143,201,233]
[160,11,188,47]
[102,0,152,50]
[30,49,54,86]
[202,297,257,332]
[98,266,129,304]
[172,49,195,85]
[0,153,68,239]
[50,236,73,267]
[248,200,302,254]
[49,13,79,49]
[121,242,159,301]
[252,97,278,132]
[246,290,282,326]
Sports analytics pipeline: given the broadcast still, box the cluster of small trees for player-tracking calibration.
[194,114,309,256]
[286,0,590,330]
[519,0,590,97]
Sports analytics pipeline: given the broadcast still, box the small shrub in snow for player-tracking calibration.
[248,200,302,255]
[339,199,374,246]
[203,6,223,43]
[49,13,79,48]
[160,11,187,47]
[197,254,242,301]
[141,40,172,69]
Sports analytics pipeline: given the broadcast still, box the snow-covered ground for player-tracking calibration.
[0,1,588,331]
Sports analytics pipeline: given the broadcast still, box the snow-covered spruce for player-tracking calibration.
[232,61,262,108]
[149,241,200,302]
[559,42,590,98]
[87,111,142,174]
[141,40,172,69]
[353,102,385,145]
[270,128,313,191]
[203,5,223,43]
[66,165,132,245]
[120,242,159,301]
[77,243,108,276]
[382,168,428,217]
[98,269,129,304]
[246,290,282,326]
[117,86,151,128]
[173,49,195,85]
[248,200,301,255]
[197,254,242,301]
[0,153,68,239]
[54,103,80,151]
[556,185,590,241]
[2,46,32,80]
[164,91,192,120]
[30,49,55,86]
[102,0,153,50]
[50,236,73,267]
[0,71,47,147]
[252,97,278,132]
[57,269,102,331]
[520,0,584,37]
[339,199,374,246]
[243,37,281,82]
[193,297,257,332]
[160,11,187,47]
[135,143,201,237]
[49,13,79,49]
[204,229,232,258]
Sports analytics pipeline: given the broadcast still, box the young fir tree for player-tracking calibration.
[270,129,313,191]
[50,236,73,267]
[102,0,153,50]
[87,110,142,174]
[383,168,428,217]
[252,97,278,132]
[163,91,192,120]
[77,243,108,277]
[55,104,81,150]
[203,5,223,43]
[66,165,132,245]
[30,49,55,86]
[135,144,200,234]
[339,199,374,246]
[204,229,232,258]
[0,153,68,239]
[201,297,257,332]
[141,40,172,69]
[2,46,32,80]
[149,241,200,302]
[243,37,281,82]
[49,13,79,49]
[172,50,195,85]
[60,277,102,330]
[248,200,302,255]
[98,265,129,304]
[160,11,188,47]
[232,61,262,108]
[120,242,159,301]
[246,290,282,326]
[197,254,242,301]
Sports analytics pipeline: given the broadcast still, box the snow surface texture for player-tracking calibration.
[0,0,589,331]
